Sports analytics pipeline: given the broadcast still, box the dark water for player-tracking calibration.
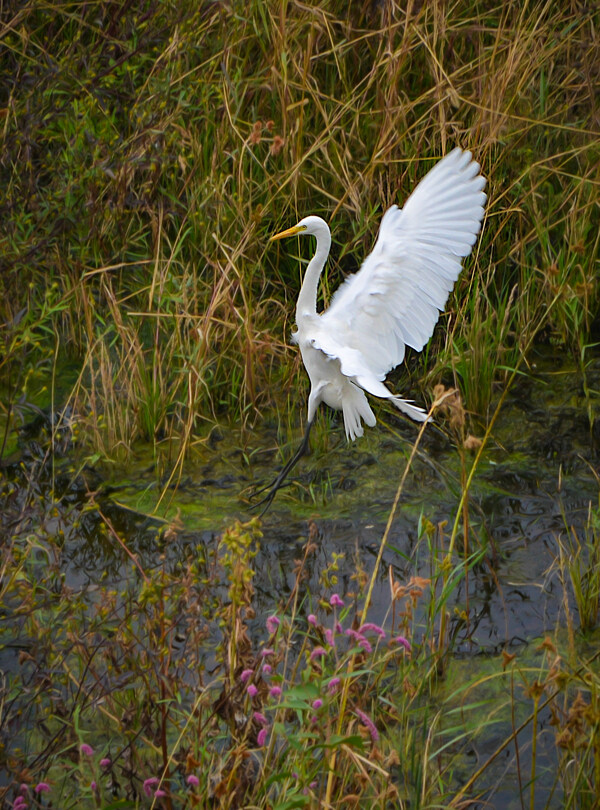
[2,346,599,806]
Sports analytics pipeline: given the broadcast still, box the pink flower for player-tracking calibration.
[312,698,323,709]
[345,628,371,651]
[325,628,335,646]
[34,783,51,794]
[355,709,379,742]
[240,668,254,683]
[266,615,280,634]
[100,758,111,768]
[269,685,282,698]
[187,774,200,787]
[257,727,268,746]
[359,622,386,638]
[155,789,166,798]
[90,781,97,791]
[80,743,94,757]
[393,636,411,652]
[307,614,318,626]
[143,778,159,797]
[327,677,341,694]
[262,663,272,675]
[310,646,327,661]
[260,648,274,658]
[13,798,27,809]
[247,684,258,697]
[254,711,268,726]
[335,621,343,633]
[329,594,344,608]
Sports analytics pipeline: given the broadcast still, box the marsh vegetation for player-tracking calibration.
[1,1,599,808]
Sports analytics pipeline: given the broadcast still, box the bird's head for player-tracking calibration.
[270,215,330,242]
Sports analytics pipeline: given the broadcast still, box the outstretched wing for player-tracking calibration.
[313,148,486,382]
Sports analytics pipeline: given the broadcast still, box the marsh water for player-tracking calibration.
[2,345,600,807]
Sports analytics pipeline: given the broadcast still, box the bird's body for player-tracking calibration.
[254,148,486,511]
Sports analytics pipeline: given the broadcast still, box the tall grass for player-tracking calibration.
[1,0,598,457]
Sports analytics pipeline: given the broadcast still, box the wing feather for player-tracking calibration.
[316,148,486,380]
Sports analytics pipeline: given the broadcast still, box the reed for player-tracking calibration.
[0,0,597,460]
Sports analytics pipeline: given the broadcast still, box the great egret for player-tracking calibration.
[254,148,486,511]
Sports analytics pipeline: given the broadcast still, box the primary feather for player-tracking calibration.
[316,148,486,381]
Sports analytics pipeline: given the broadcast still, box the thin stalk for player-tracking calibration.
[529,687,541,810]
[447,287,564,559]
[325,391,449,807]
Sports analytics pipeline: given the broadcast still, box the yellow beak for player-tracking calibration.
[269,223,306,241]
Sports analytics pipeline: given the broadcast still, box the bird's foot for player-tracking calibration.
[248,473,291,517]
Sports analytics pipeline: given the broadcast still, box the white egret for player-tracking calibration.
[254,148,486,511]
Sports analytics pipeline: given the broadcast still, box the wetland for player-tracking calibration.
[1,1,599,807]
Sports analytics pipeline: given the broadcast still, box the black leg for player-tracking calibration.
[250,420,314,516]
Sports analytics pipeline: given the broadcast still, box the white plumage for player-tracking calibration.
[281,148,486,439]
[255,148,486,511]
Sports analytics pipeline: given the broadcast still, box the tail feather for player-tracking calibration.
[342,383,376,441]
[389,395,428,422]
[353,372,429,424]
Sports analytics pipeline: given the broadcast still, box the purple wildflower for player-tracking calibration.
[257,727,268,746]
[13,798,27,809]
[80,743,94,757]
[260,648,274,658]
[187,774,200,787]
[262,663,272,675]
[143,778,159,797]
[100,758,111,768]
[254,711,268,725]
[359,622,386,638]
[346,628,369,648]
[266,615,280,634]
[345,628,371,651]
[34,783,50,794]
[329,594,344,608]
[240,668,254,683]
[335,621,343,634]
[307,614,318,626]
[247,684,258,698]
[19,785,28,795]
[310,646,327,661]
[325,628,335,646]
[269,685,282,698]
[155,789,167,797]
[393,635,412,652]
[327,677,341,694]
[90,781,97,791]
[355,708,379,742]
[312,698,323,709]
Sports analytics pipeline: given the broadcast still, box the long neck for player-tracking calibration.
[295,229,331,322]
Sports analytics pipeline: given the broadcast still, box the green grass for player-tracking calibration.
[1,5,600,804]
[1,0,599,461]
